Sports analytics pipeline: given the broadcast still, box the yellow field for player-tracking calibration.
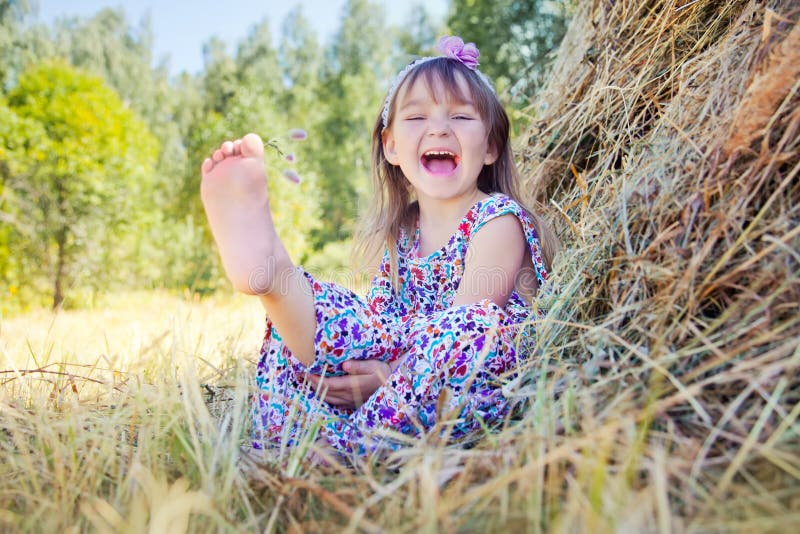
[2,290,264,377]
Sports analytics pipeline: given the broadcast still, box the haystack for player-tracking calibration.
[518,0,799,523]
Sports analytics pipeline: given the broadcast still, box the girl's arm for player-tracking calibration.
[451,214,527,308]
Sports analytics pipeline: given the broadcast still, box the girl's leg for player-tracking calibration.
[201,134,315,366]
[299,272,412,374]
[322,300,520,456]
[252,320,350,450]
[252,271,413,449]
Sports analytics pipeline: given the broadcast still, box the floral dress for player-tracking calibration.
[253,193,550,457]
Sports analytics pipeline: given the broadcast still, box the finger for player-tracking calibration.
[303,373,336,387]
[344,360,391,381]
[388,358,403,373]
[316,375,361,391]
[321,395,355,408]
[303,373,381,405]
[303,374,326,392]
[343,359,377,374]
[330,374,384,393]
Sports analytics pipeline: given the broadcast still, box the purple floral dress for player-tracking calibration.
[253,193,550,456]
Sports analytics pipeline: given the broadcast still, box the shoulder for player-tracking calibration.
[463,193,530,239]
[467,213,526,260]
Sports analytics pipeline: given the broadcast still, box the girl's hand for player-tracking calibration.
[301,359,398,409]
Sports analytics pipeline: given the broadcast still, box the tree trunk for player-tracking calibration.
[53,226,66,310]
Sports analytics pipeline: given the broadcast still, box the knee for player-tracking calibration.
[439,298,506,331]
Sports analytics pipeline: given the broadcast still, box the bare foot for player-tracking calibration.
[201,133,277,294]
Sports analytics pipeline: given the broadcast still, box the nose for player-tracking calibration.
[427,115,451,136]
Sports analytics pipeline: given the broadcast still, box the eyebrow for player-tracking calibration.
[398,99,424,111]
[398,98,476,111]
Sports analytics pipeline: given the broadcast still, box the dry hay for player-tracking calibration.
[514,0,799,525]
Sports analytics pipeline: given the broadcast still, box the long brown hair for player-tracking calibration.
[355,57,560,286]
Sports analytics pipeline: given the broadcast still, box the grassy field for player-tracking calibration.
[0,291,267,531]
[1,289,797,532]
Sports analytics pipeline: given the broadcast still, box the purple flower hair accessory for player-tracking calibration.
[437,36,479,70]
[381,35,494,129]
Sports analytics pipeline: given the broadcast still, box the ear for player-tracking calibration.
[382,128,400,165]
[484,139,499,166]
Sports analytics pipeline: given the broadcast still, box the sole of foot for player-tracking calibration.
[201,133,277,294]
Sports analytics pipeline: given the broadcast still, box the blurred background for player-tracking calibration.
[0,0,569,313]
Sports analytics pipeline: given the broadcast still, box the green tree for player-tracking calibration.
[48,8,191,214]
[447,0,569,102]
[6,60,158,308]
[6,7,205,294]
[278,6,321,125]
[395,3,439,61]
[0,97,45,310]
[202,37,238,115]
[0,0,28,87]
[309,0,390,248]
[236,18,282,96]
[0,0,54,91]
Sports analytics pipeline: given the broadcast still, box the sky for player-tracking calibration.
[36,1,449,76]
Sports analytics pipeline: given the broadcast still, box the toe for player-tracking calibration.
[201,158,214,174]
[212,149,225,162]
[233,139,242,155]
[221,141,235,156]
[240,133,265,159]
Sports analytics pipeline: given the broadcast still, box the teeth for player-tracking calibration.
[424,150,456,158]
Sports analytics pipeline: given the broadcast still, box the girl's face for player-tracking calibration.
[382,72,497,208]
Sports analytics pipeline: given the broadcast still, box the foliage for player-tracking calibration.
[0,0,35,88]
[1,0,459,306]
[3,60,158,308]
[0,95,47,311]
[447,0,570,104]
[308,0,392,248]
[395,3,440,60]
[0,0,570,308]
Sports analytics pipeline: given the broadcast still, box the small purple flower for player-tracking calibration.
[437,36,480,70]
[285,153,295,162]
[288,128,308,141]
[282,169,301,184]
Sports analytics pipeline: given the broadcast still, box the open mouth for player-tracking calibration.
[421,150,460,175]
